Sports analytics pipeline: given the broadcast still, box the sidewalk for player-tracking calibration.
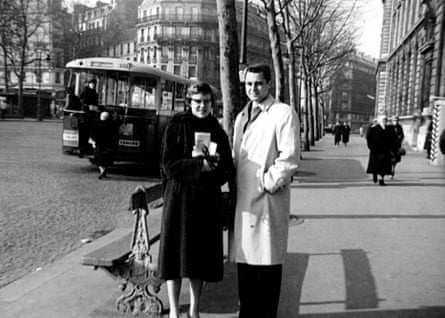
[1,135,444,318]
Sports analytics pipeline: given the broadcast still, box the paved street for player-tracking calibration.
[0,119,159,289]
[0,121,444,317]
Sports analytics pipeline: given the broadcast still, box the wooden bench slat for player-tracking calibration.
[81,233,132,267]
[81,233,162,267]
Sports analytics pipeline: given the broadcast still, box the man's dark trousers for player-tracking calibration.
[237,263,282,318]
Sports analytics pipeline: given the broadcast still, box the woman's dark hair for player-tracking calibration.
[185,81,215,108]
[246,64,272,83]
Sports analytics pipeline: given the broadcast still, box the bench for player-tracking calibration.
[81,184,164,317]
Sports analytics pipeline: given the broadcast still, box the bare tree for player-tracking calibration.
[216,0,241,140]
[258,0,285,102]
[0,0,16,94]
[3,0,47,116]
[285,0,357,149]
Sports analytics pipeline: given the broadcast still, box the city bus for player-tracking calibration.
[62,57,215,173]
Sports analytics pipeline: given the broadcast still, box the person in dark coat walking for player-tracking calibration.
[90,111,119,179]
[341,122,351,146]
[389,116,405,177]
[158,81,235,318]
[333,121,342,146]
[366,114,397,186]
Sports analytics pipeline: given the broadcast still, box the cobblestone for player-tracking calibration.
[0,120,159,288]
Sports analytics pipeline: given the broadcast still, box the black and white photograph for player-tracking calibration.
[0,0,444,317]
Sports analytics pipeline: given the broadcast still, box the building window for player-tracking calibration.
[55,72,61,84]
[191,7,198,20]
[174,46,181,59]
[188,66,196,78]
[140,29,145,42]
[176,7,183,19]
[191,27,201,39]
[174,65,180,75]
[161,65,167,71]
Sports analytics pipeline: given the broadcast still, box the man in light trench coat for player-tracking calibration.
[231,64,300,318]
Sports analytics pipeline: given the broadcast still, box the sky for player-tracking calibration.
[66,0,384,59]
[354,0,384,58]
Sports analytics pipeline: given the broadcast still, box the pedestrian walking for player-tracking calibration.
[157,81,235,318]
[424,120,433,159]
[359,124,365,138]
[341,122,351,146]
[89,111,119,179]
[366,114,398,186]
[79,79,101,156]
[389,116,405,177]
[333,121,342,146]
[0,97,8,120]
[232,64,300,318]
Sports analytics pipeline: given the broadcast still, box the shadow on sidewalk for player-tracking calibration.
[295,158,368,182]
[296,306,445,318]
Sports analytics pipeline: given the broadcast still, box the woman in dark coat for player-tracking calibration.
[366,114,397,186]
[333,121,342,146]
[341,122,351,146]
[158,81,235,318]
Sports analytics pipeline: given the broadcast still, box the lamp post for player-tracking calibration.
[36,52,50,121]
[36,51,42,121]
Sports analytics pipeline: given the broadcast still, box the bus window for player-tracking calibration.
[131,77,157,109]
[174,82,186,112]
[117,78,129,107]
[161,80,174,111]
[104,77,116,105]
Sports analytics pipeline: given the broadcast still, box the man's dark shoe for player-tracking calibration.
[379,179,385,186]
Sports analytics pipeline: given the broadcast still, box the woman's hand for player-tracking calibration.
[202,153,220,171]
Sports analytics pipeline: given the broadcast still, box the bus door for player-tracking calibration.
[62,71,104,156]
[116,76,159,164]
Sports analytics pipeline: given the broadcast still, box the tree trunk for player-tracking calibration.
[302,70,310,151]
[308,76,314,146]
[264,0,284,101]
[286,41,297,116]
[313,78,321,141]
[216,0,241,141]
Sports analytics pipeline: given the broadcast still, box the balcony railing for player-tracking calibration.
[152,33,216,43]
[137,13,217,24]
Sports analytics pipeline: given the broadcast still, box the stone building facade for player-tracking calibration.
[134,0,270,88]
[325,52,377,132]
[75,0,271,89]
[376,0,445,162]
